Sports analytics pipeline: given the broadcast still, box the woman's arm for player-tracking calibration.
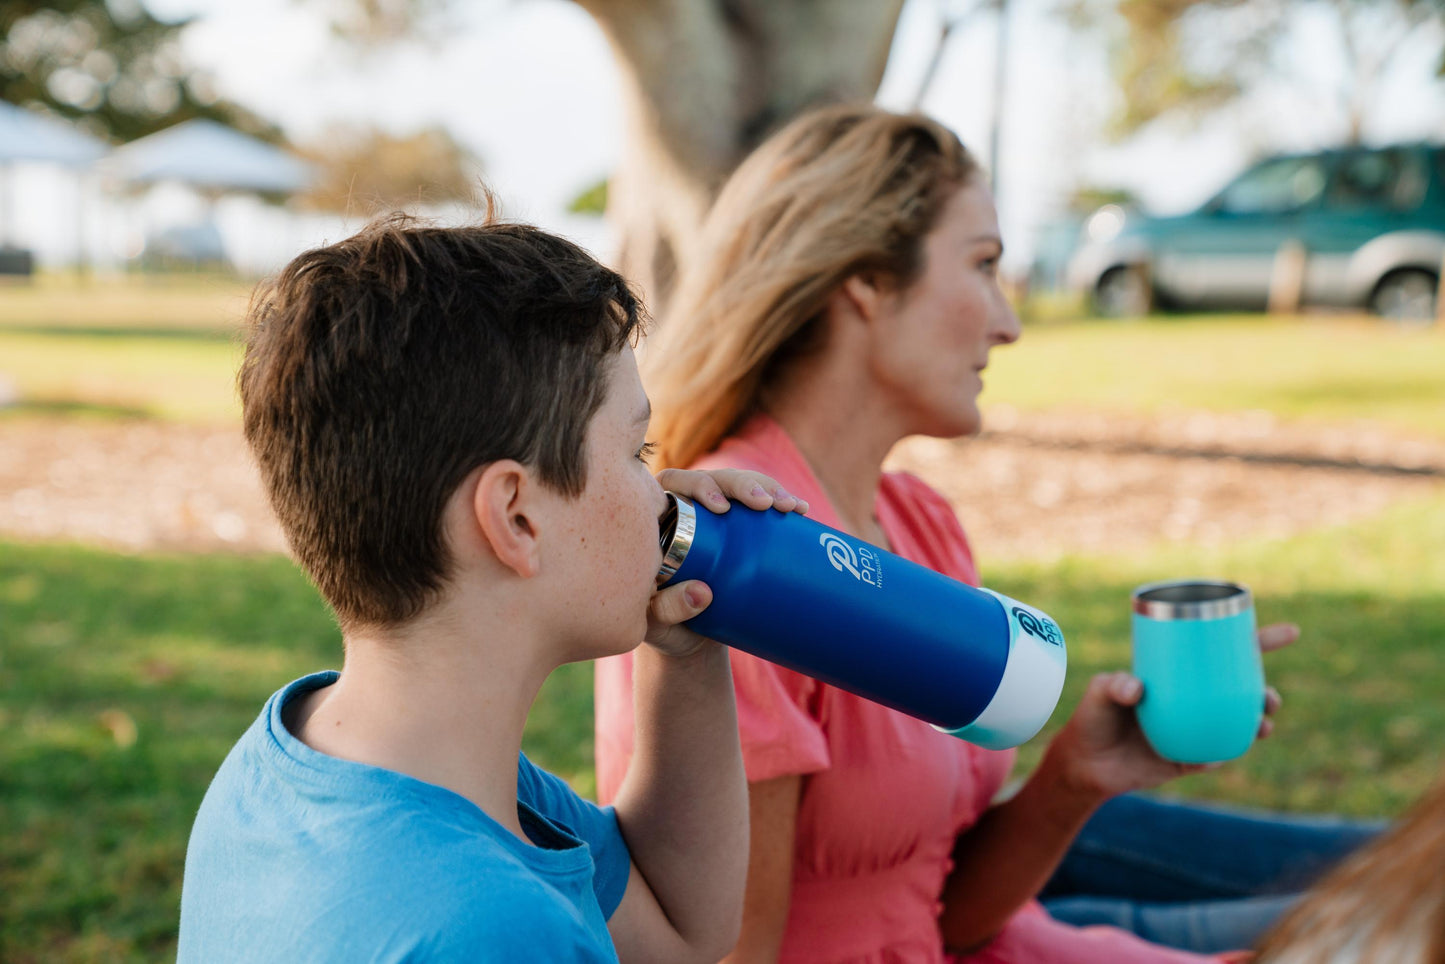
[941,625,1294,952]
[939,673,1125,953]
[723,775,803,964]
[938,727,1107,952]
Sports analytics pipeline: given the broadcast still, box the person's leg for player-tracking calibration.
[1039,793,1385,903]
[1041,893,1300,954]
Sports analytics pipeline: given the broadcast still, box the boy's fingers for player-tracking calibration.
[654,468,730,511]
[650,580,711,626]
[657,468,808,515]
[1257,623,1300,653]
[710,469,794,511]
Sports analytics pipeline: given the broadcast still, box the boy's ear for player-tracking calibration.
[472,460,541,579]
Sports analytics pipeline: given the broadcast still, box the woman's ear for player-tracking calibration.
[834,273,889,325]
[471,460,541,579]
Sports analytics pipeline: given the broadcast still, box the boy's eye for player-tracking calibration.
[635,441,657,464]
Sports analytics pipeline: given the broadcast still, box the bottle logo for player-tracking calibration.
[819,533,881,587]
[1012,606,1064,646]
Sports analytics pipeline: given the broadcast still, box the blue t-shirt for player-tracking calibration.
[178,672,631,963]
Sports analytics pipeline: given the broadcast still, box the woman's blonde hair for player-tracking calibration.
[1254,768,1445,964]
[644,104,980,470]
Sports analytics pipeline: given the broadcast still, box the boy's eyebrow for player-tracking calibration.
[968,234,1004,253]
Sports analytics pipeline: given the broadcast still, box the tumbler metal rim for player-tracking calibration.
[657,492,697,586]
[1132,579,1252,621]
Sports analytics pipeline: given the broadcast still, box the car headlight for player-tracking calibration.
[1085,204,1127,243]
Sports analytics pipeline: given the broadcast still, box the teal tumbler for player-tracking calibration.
[1131,580,1264,764]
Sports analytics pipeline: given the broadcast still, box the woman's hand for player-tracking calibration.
[644,468,807,657]
[1042,623,1297,804]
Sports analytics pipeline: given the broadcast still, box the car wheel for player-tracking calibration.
[1369,269,1437,324]
[1093,265,1152,318]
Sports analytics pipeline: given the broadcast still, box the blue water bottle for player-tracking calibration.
[657,494,1067,749]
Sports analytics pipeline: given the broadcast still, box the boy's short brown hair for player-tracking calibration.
[239,214,644,628]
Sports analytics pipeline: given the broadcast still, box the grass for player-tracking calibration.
[0,275,249,424]
[0,273,252,333]
[2,279,1442,438]
[983,314,1445,438]
[2,279,1442,958]
[0,331,244,424]
[3,490,1442,961]
[1001,490,1445,816]
[0,543,594,962]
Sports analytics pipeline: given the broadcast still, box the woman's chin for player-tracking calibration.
[920,411,982,440]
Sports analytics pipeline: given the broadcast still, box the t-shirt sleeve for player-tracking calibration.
[731,648,832,783]
[516,754,631,919]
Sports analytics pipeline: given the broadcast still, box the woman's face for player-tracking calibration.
[865,180,1021,439]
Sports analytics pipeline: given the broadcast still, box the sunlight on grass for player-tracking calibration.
[983,315,1445,438]
[0,273,252,332]
[0,331,244,424]
[1,286,1442,960]
[1,297,1442,435]
[3,489,1442,960]
[995,492,1445,818]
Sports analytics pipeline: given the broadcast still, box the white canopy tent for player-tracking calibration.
[0,101,110,257]
[101,119,317,270]
[0,100,110,165]
[104,119,314,195]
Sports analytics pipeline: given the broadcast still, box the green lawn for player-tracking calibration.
[2,282,1442,960]
[0,276,249,423]
[0,273,252,332]
[984,314,1445,438]
[4,490,1442,961]
[2,280,1442,438]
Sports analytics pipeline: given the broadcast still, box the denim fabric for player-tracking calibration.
[1038,793,1385,953]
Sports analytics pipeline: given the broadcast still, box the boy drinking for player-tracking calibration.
[178,214,800,962]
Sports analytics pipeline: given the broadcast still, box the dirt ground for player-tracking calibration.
[3,407,1441,562]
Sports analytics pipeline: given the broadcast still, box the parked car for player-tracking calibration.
[1066,143,1445,321]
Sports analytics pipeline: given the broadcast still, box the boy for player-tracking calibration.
[177,213,802,962]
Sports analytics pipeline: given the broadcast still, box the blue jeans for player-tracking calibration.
[1037,794,1385,954]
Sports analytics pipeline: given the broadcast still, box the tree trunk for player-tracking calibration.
[574,0,905,314]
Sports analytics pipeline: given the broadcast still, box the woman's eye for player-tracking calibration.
[635,441,657,464]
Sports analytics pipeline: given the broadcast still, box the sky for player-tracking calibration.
[26,0,1445,270]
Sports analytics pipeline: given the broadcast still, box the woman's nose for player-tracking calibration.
[993,299,1022,345]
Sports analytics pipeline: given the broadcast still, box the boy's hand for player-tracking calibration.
[644,468,807,658]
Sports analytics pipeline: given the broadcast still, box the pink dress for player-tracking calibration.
[594,414,1220,964]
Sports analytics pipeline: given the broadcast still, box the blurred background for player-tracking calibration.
[1,0,1443,960]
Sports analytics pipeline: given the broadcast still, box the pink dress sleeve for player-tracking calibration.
[594,417,832,804]
[594,622,831,802]
[729,652,832,782]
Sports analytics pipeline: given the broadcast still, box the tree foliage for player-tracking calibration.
[0,0,276,143]
[297,0,904,308]
[1076,0,1445,142]
[298,124,483,214]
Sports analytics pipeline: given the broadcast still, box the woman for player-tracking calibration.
[595,105,1376,963]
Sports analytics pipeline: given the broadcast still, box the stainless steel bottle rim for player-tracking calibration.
[656,492,697,586]
[1132,579,1252,621]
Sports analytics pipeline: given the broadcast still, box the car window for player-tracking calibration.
[1216,157,1328,215]
[1327,149,1427,211]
